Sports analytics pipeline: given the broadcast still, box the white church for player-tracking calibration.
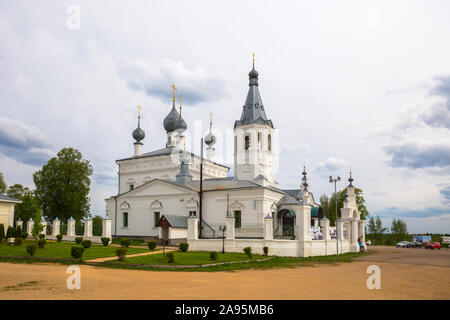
[105,58,366,257]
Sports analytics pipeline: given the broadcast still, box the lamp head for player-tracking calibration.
[329,176,333,183]
[337,176,341,181]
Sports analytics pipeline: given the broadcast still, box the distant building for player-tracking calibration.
[0,195,22,228]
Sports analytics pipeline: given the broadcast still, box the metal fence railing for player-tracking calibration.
[274,224,297,240]
[235,223,264,239]
[199,221,224,239]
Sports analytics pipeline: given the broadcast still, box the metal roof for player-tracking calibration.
[159,214,188,228]
[0,194,22,203]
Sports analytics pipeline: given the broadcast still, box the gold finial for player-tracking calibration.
[209,112,213,131]
[179,94,183,106]
[137,105,142,117]
[252,52,255,63]
[171,84,177,103]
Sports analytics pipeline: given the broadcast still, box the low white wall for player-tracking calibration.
[188,238,355,257]
[45,235,104,244]
[169,227,187,240]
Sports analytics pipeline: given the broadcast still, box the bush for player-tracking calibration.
[37,239,46,248]
[71,247,85,259]
[81,240,92,248]
[116,247,127,261]
[21,232,28,239]
[101,237,110,246]
[26,244,37,256]
[179,242,189,252]
[14,238,23,246]
[243,247,252,258]
[6,226,14,238]
[210,251,218,261]
[167,252,175,263]
[56,234,63,242]
[38,234,45,240]
[120,238,131,248]
[263,246,269,256]
[0,224,5,241]
[147,240,157,250]
[74,237,83,244]
[15,225,22,238]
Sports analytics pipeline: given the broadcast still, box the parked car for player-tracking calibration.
[396,241,409,248]
[407,241,422,248]
[425,242,441,250]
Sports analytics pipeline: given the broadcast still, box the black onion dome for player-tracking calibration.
[249,67,259,78]
[174,114,187,131]
[163,106,180,132]
[132,126,145,142]
[205,132,216,146]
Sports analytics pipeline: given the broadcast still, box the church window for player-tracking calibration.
[234,210,241,228]
[268,134,272,151]
[244,136,250,150]
[154,212,160,226]
[123,212,128,228]
[129,184,134,191]
[189,210,197,217]
[234,136,237,153]
[258,132,262,149]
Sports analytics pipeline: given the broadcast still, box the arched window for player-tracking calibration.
[258,132,262,149]
[268,134,272,151]
[245,135,250,150]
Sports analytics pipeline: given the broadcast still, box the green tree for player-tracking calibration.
[6,184,30,199]
[0,172,7,194]
[33,148,93,221]
[31,211,44,238]
[367,216,387,244]
[319,194,329,221]
[328,187,369,226]
[391,218,408,236]
[14,192,41,222]
[93,215,103,236]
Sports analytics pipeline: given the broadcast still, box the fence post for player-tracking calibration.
[296,204,311,241]
[264,214,273,240]
[16,219,23,230]
[67,217,75,237]
[102,218,112,239]
[52,218,60,237]
[225,216,235,239]
[187,215,198,240]
[84,218,93,237]
[40,220,47,236]
[321,217,330,240]
[27,218,34,236]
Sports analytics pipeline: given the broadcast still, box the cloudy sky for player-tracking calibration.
[1,0,449,233]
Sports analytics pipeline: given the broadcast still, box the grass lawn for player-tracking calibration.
[0,240,149,260]
[112,251,263,265]
[102,250,372,272]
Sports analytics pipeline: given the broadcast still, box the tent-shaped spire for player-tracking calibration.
[234,55,273,128]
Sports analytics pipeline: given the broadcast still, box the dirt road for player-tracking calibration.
[1,246,449,299]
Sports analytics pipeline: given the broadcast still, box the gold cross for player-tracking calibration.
[171,84,177,103]
[179,94,183,106]
[137,105,142,117]
[252,52,255,62]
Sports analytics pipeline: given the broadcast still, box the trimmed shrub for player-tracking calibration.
[81,240,92,248]
[210,251,218,261]
[0,224,5,241]
[56,234,63,242]
[15,225,22,238]
[263,246,269,256]
[116,247,127,261]
[120,238,131,248]
[71,247,85,259]
[6,226,14,238]
[21,232,28,239]
[26,244,37,256]
[243,247,252,258]
[101,237,110,246]
[167,252,175,263]
[37,239,46,249]
[74,237,83,244]
[14,237,23,246]
[38,234,45,240]
[147,240,157,250]
[179,242,189,252]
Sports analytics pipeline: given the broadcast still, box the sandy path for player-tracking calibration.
[0,247,449,300]
[85,248,175,263]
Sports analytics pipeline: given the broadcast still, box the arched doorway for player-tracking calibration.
[276,209,296,238]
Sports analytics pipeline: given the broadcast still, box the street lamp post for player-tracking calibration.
[219,225,227,254]
[329,175,340,259]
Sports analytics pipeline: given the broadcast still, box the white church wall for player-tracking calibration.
[169,227,188,240]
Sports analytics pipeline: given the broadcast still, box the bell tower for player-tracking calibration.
[234,54,275,183]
